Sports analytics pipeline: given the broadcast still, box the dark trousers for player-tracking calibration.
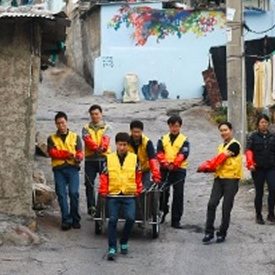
[205,178,239,236]
[53,166,81,224]
[107,197,136,249]
[160,169,186,223]
[84,159,105,210]
[252,169,275,216]
[142,171,151,189]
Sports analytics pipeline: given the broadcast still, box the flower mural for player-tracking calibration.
[108,5,226,46]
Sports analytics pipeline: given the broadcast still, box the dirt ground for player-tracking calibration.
[1,68,275,275]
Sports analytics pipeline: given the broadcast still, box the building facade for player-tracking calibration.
[68,0,275,99]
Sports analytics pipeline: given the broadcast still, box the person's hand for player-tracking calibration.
[168,163,175,171]
[224,150,233,157]
[197,162,214,173]
[68,153,75,159]
[248,165,256,171]
[97,147,107,154]
[152,175,161,184]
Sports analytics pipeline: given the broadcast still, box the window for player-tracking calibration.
[243,0,270,11]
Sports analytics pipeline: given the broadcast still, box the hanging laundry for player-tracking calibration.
[253,61,265,108]
[264,59,275,107]
[272,54,275,100]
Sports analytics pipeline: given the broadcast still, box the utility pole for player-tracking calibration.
[226,0,246,148]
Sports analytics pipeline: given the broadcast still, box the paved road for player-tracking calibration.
[1,69,275,275]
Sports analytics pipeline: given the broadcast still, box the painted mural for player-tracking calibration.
[108,5,226,46]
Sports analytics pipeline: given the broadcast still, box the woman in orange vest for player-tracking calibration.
[198,122,242,244]
[99,132,142,261]
[48,112,83,231]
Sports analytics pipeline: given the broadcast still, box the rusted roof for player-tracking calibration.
[0,5,56,19]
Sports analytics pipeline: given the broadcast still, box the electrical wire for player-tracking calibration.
[243,22,275,34]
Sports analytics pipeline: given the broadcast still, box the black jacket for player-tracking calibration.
[246,131,275,169]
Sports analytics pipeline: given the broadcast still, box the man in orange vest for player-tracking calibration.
[82,105,111,216]
[48,112,83,230]
[128,120,161,188]
[99,132,142,261]
[157,115,190,229]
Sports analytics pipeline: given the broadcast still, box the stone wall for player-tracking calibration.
[81,7,101,88]
[0,22,40,217]
[65,9,85,78]
[65,5,101,89]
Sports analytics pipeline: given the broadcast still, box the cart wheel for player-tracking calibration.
[152,191,160,239]
[152,219,160,239]
[95,221,102,235]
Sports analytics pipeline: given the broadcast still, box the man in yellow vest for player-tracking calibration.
[82,104,111,216]
[128,120,161,188]
[47,112,83,231]
[198,122,241,244]
[157,115,190,229]
[99,132,142,261]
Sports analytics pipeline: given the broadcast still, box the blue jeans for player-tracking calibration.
[107,197,136,249]
[84,160,105,210]
[53,166,80,224]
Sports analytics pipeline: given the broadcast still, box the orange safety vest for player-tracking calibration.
[215,138,242,179]
[83,124,111,157]
[128,135,150,172]
[162,133,188,169]
[107,152,137,195]
[50,131,77,168]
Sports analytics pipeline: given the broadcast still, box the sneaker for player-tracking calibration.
[72,222,81,229]
[202,233,214,244]
[107,248,117,261]
[61,223,72,231]
[256,214,265,225]
[267,214,275,223]
[120,243,128,255]
[216,232,226,243]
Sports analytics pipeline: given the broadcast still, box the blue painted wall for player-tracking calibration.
[94,1,275,99]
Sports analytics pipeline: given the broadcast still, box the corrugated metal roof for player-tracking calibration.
[0,5,55,19]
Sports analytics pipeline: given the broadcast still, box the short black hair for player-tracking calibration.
[256,114,270,126]
[55,111,67,122]
[167,115,182,126]
[115,132,130,143]
[218,121,233,130]
[89,104,102,113]
[130,120,144,130]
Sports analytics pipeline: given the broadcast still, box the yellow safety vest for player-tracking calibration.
[162,133,188,169]
[51,131,77,168]
[107,152,137,195]
[215,138,242,179]
[128,135,150,172]
[84,124,111,157]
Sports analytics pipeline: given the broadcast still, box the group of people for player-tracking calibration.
[47,105,275,261]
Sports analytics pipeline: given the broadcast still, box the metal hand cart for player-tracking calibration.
[94,184,161,239]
